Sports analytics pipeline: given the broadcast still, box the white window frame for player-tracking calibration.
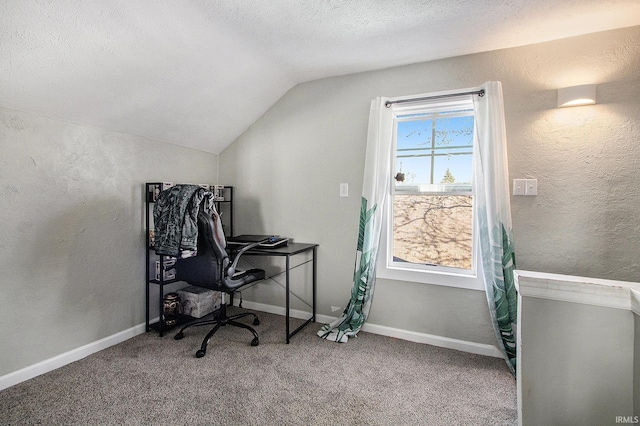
[376,97,485,291]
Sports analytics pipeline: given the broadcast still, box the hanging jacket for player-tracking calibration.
[153,184,213,257]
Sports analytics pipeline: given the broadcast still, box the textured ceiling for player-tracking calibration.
[1,1,639,154]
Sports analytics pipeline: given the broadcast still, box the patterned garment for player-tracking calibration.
[153,184,213,257]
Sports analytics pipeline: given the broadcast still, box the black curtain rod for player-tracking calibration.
[384,89,485,108]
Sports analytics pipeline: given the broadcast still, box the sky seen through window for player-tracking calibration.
[396,112,474,186]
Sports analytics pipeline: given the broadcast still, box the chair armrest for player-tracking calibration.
[226,240,267,277]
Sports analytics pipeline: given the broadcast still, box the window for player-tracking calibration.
[377,96,484,290]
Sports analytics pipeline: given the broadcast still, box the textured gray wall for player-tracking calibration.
[0,108,217,376]
[520,296,634,425]
[220,26,640,346]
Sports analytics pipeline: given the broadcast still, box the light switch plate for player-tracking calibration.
[513,179,526,196]
[525,179,538,196]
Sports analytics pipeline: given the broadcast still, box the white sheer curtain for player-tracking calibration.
[318,85,518,375]
[317,97,393,342]
[473,81,518,375]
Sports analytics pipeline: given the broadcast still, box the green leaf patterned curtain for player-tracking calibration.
[473,81,518,375]
[317,97,393,342]
[318,85,518,378]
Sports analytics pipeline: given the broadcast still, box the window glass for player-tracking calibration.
[392,109,474,271]
[377,97,483,289]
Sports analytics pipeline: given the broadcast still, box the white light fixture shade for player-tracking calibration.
[557,84,597,107]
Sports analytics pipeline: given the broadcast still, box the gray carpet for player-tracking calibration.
[0,308,517,425]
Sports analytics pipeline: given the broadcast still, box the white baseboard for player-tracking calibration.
[359,322,503,358]
[235,299,503,358]
[232,299,314,321]
[2,302,502,392]
[0,323,146,392]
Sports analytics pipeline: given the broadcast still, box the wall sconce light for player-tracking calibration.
[557,84,597,107]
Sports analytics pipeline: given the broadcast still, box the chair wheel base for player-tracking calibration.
[174,332,184,340]
[251,337,259,346]
[195,349,206,358]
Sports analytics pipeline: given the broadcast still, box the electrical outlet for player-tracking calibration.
[339,183,349,197]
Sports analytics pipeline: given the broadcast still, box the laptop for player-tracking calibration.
[227,234,289,248]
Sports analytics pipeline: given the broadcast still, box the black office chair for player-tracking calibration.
[173,206,265,358]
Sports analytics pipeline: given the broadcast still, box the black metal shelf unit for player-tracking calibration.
[145,183,233,336]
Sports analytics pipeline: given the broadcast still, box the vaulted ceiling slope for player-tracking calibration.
[1,1,639,153]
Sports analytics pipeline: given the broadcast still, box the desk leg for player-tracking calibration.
[312,246,317,322]
[285,246,317,343]
[285,255,290,344]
